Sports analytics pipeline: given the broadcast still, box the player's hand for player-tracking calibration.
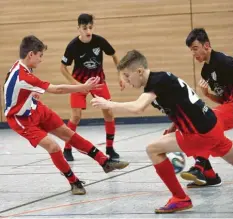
[31,92,41,100]
[83,77,103,92]
[199,79,209,96]
[163,123,176,135]
[91,95,111,109]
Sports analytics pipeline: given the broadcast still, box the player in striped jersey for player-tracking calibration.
[4,35,129,196]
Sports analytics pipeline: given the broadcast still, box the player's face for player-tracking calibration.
[29,51,43,68]
[189,40,210,63]
[121,68,143,88]
[78,23,94,42]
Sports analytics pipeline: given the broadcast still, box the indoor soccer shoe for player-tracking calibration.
[106,147,120,160]
[180,167,206,185]
[155,195,193,214]
[102,158,129,173]
[187,173,222,188]
[70,180,86,195]
[63,148,74,161]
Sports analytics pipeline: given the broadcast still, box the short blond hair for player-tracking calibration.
[117,50,148,71]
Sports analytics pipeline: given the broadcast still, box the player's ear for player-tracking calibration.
[203,41,211,50]
[28,51,33,59]
[137,68,144,76]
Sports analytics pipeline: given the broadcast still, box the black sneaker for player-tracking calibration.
[63,148,74,161]
[102,158,129,173]
[187,173,222,188]
[70,180,86,195]
[180,167,206,185]
[106,147,120,160]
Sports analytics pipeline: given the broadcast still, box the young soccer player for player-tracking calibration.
[4,35,129,196]
[61,13,123,161]
[180,28,233,188]
[91,50,233,213]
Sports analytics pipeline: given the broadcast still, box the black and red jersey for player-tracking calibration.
[61,34,115,83]
[201,50,233,103]
[144,72,217,134]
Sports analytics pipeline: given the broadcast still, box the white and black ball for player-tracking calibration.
[167,152,186,174]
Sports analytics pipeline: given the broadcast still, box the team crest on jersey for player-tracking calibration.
[211,71,217,81]
[93,47,100,56]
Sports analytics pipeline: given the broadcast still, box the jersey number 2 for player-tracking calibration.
[178,78,199,104]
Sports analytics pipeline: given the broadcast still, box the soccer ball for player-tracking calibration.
[167,152,186,174]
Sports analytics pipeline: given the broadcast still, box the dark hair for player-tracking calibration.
[186,28,210,47]
[19,35,47,59]
[117,50,148,71]
[78,13,94,26]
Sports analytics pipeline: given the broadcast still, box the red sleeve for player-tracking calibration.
[19,68,50,92]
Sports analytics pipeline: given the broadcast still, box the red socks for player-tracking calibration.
[105,121,115,148]
[66,120,116,150]
[67,133,108,166]
[194,156,216,178]
[65,121,77,149]
[154,158,186,198]
[50,150,77,183]
[204,169,216,178]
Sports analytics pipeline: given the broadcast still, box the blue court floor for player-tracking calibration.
[0,123,233,218]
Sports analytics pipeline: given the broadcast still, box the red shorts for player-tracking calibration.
[176,118,232,158]
[7,103,64,147]
[70,83,111,109]
[213,102,233,131]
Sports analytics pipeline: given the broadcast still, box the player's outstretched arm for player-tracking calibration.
[46,77,101,94]
[91,92,156,114]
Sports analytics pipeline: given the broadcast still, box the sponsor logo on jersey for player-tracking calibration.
[83,57,100,69]
[80,53,86,58]
[214,85,224,96]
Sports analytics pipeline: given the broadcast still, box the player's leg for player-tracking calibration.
[222,147,233,164]
[92,83,119,159]
[51,124,129,173]
[180,104,232,188]
[38,135,86,195]
[163,124,218,187]
[146,132,192,213]
[181,155,221,188]
[7,115,85,195]
[214,132,233,165]
[101,108,119,159]
[64,92,86,161]
[43,105,129,173]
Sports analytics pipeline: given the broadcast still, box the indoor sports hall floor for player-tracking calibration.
[1,123,233,218]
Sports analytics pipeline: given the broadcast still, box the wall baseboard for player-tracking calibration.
[0,116,170,129]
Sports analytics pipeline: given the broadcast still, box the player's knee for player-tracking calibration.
[63,127,75,142]
[47,143,60,153]
[146,143,161,156]
[71,115,81,124]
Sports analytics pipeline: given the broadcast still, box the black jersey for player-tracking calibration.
[201,50,233,103]
[61,34,115,83]
[144,72,217,134]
